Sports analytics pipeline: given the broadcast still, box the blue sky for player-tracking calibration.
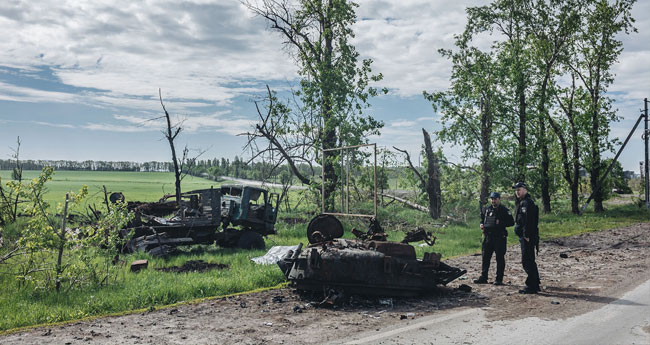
[0,0,648,172]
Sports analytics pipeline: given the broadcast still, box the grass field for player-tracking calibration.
[1,169,649,332]
[0,170,225,206]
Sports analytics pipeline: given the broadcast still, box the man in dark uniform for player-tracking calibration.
[513,182,541,294]
[474,192,514,286]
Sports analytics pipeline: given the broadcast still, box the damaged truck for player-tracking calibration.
[120,184,279,255]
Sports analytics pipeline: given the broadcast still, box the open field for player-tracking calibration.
[0,170,225,206]
[1,170,649,332]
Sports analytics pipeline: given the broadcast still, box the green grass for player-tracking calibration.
[0,170,230,206]
[1,170,649,332]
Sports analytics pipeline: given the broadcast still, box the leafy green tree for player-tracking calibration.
[72,200,133,289]
[243,0,385,210]
[527,0,581,213]
[570,0,636,212]
[548,73,589,213]
[465,0,535,184]
[424,39,504,211]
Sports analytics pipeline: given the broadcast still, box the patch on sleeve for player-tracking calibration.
[521,207,527,213]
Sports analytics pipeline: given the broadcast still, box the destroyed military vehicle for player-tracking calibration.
[120,185,279,255]
[278,214,466,297]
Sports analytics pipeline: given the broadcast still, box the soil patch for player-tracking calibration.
[155,260,229,273]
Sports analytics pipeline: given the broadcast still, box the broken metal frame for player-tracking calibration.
[321,143,377,218]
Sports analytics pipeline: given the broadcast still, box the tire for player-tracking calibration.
[237,231,265,250]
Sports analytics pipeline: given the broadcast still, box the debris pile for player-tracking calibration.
[278,214,466,297]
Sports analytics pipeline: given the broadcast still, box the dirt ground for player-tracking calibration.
[2,222,649,345]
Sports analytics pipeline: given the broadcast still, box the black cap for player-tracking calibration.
[489,192,500,199]
[512,182,528,189]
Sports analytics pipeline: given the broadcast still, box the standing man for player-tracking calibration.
[513,182,541,294]
[474,192,514,286]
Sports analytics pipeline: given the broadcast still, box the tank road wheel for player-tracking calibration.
[307,214,344,244]
[237,231,265,250]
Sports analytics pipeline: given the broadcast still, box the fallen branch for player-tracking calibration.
[379,193,428,213]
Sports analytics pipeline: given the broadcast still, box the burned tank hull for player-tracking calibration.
[279,215,466,297]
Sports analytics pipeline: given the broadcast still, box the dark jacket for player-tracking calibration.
[480,204,514,236]
[514,194,539,240]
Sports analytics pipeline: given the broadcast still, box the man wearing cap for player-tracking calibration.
[474,192,514,285]
[513,182,541,294]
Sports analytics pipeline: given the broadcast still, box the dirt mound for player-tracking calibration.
[156,260,229,273]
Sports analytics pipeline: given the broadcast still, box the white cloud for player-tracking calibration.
[98,111,254,136]
[32,121,76,129]
[0,81,77,103]
[82,123,150,133]
[0,0,295,108]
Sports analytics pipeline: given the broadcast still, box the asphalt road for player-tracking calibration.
[334,278,650,345]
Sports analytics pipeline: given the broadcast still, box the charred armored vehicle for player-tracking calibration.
[278,214,466,297]
[122,185,279,255]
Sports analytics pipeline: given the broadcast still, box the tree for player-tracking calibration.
[157,90,206,206]
[394,129,442,219]
[424,38,503,211]
[158,89,186,206]
[527,0,581,213]
[548,73,586,214]
[0,137,24,225]
[243,0,385,210]
[570,0,636,212]
[466,0,535,184]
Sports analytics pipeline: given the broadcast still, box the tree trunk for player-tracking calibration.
[321,0,337,212]
[422,128,441,219]
[160,90,183,206]
[517,83,527,183]
[538,71,552,214]
[571,133,580,214]
[479,97,492,211]
[590,94,604,212]
[539,116,551,213]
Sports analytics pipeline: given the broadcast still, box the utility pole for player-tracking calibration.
[643,98,650,211]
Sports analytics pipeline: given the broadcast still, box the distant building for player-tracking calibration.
[623,170,635,179]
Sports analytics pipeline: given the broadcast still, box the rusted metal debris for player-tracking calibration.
[278,215,466,297]
[119,185,279,256]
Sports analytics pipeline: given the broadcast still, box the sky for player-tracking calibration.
[0,0,648,172]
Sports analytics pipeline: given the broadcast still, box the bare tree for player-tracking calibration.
[157,90,207,206]
[158,89,184,206]
[243,86,318,187]
[0,137,24,225]
[394,128,442,219]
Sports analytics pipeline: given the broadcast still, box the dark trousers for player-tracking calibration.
[481,234,507,281]
[520,237,540,289]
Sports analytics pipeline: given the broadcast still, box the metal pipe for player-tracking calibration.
[373,143,377,218]
[321,147,325,214]
[322,212,375,218]
[346,151,350,213]
[341,149,345,213]
[643,98,650,211]
[323,143,376,152]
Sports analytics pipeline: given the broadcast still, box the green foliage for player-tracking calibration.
[70,201,134,288]
[244,0,386,209]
